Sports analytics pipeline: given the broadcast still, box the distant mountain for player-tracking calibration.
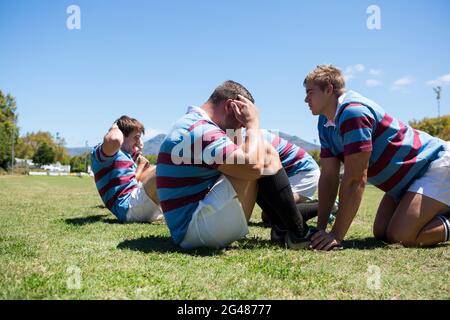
[143,134,167,155]
[66,135,166,157]
[66,131,319,157]
[66,147,91,157]
[277,132,319,152]
[141,132,319,155]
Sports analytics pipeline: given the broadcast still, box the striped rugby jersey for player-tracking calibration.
[318,90,446,199]
[262,130,319,177]
[91,144,138,221]
[156,106,239,244]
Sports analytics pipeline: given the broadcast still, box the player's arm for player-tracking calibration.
[218,127,267,181]
[102,123,124,157]
[218,95,266,181]
[135,155,151,182]
[218,149,264,181]
[317,157,341,230]
[330,151,370,241]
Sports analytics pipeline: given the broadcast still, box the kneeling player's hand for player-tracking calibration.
[310,230,342,251]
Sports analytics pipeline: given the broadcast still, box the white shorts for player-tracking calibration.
[407,143,450,206]
[289,168,321,200]
[180,175,249,249]
[126,184,164,223]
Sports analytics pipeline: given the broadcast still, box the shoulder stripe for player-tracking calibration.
[368,121,408,178]
[279,142,294,160]
[340,116,374,135]
[336,103,365,120]
[95,147,106,163]
[343,140,373,156]
[376,129,421,191]
[188,120,212,132]
[284,147,306,170]
[201,129,227,149]
[372,113,394,141]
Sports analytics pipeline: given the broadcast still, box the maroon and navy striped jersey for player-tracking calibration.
[318,90,446,199]
[91,144,138,221]
[156,106,239,244]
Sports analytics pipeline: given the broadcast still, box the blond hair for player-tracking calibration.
[303,64,346,97]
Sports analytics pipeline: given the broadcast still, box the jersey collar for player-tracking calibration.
[324,92,347,128]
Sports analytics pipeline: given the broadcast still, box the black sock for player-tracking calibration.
[261,202,319,225]
[296,202,319,222]
[258,195,287,229]
[256,168,307,237]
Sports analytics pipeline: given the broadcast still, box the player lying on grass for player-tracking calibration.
[91,115,163,223]
[156,80,316,249]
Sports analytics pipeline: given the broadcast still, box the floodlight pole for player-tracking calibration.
[11,116,16,175]
[85,141,88,173]
[434,86,442,118]
[11,132,14,175]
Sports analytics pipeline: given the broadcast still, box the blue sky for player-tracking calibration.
[1,0,450,147]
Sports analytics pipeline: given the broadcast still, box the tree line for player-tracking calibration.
[0,90,92,173]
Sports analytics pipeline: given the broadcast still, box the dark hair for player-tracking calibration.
[208,80,255,105]
[114,115,145,137]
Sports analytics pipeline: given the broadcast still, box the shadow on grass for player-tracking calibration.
[247,221,270,228]
[116,233,412,254]
[65,214,121,226]
[342,237,387,250]
[344,238,450,250]
[234,237,279,249]
[117,235,279,256]
[117,236,225,257]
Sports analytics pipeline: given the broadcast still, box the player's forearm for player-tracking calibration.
[103,124,124,156]
[317,172,340,230]
[330,177,366,241]
[135,165,145,182]
[242,125,265,170]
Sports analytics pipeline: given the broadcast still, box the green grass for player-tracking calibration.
[0,176,449,299]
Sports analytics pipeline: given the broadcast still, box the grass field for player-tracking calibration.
[0,175,449,300]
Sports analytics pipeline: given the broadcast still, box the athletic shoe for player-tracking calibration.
[331,243,344,250]
[270,225,287,245]
[261,211,272,227]
[285,226,319,250]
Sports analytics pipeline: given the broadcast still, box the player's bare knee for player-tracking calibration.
[373,225,386,241]
[386,226,416,246]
